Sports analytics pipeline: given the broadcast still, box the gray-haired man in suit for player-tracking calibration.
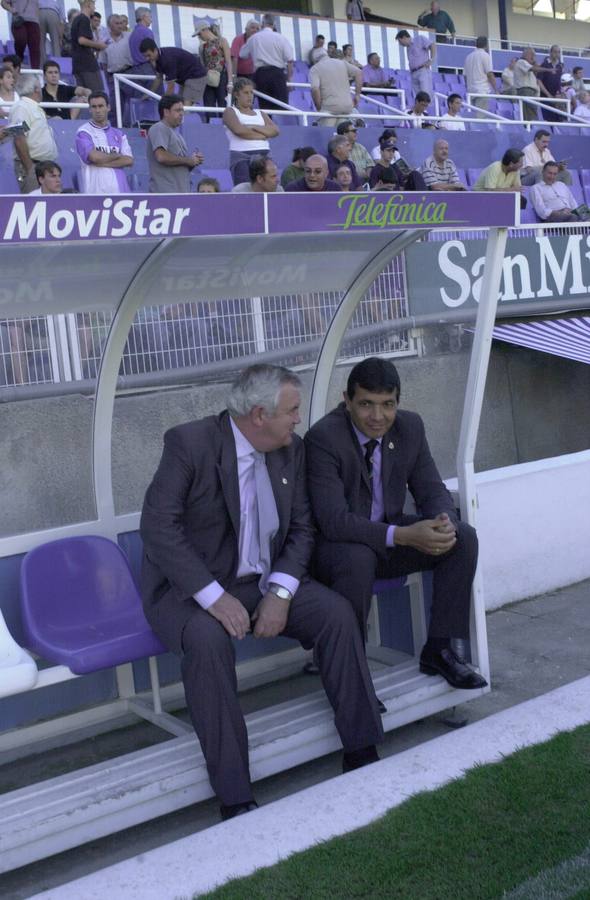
[305,356,487,692]
[140,365,383,820]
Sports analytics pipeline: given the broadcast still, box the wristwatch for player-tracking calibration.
[268,583,293,602]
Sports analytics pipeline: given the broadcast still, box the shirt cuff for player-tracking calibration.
[386,524,396,547]
[194,580,224,610]
[267,571,300,597]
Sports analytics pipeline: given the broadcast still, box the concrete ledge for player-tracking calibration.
[30,675,590,900]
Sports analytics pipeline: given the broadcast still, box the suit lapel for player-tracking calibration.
[343,407,372,491]
[381,421,398,493]
[217,414,241,539]
[266,450,290,550]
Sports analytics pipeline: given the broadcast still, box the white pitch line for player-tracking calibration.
[30,676,590,900]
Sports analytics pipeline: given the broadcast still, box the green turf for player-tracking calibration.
[200,724,590,900]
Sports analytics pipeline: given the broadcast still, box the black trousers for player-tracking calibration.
[313,520,478,642]
[179,576,383,806]
[253,65,288,112]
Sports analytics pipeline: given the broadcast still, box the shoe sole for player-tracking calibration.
[419,661,487,690]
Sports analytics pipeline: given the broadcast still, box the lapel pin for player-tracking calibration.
[388,442,395,450]
[282,477,288,484]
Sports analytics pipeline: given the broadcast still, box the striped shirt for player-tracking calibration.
[420,154,460,188]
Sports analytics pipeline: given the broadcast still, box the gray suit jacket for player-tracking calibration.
[140,410,314,654]
[304,403,457,554]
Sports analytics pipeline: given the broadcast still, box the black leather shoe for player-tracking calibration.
[303,661,320,675]
[377,698,387,715]
[419,646,488,690]
[220,800,258,821]
[343,745,380,773]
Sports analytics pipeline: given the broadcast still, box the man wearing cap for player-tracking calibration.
[520,129,571,186]
[231,19,259,79]
[239,12,294,112]
[310,47,362,127]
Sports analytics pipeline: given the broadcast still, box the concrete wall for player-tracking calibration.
[2,344,589,536]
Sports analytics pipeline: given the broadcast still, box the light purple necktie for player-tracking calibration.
[249,451,279,592]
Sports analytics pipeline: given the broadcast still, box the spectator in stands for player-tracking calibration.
[305,356,486,693]
[327,135,361,187]
[420,138,465,190]
[146,95,204,194]
[1,53,22,75]
[60,7,77,57]
[370,127,399,161]
[232,155,283,192]
[8,74,58,192]
[560,72,576,109]
[463,36,496,115]
[342,44,362,69]
[90,9,108,44]
[280,145,316,187]
[439,93,465,130]
[310,47,362,127]
[572,66,585,95]
[70,0,106,94]
[230,19,259,80]
[103,13,132,123]
[405,90,436,128]
[120,13,128,30]
[346,0,367,21]
[334,162,354,190]
[1,0,41,70]
[369,138,427,190]
[0,64,18,118]
[223,76,278,186]
[126,7,155,92]
[327,41,342,60]
[75,90,133,193]
[194,21,232,121]
[501,58,517,94]
[573,89,590,123]
[308,34,325,66]
[197,176,220,193]
[42,59,90,119]
[473,148,524,193]
[521,129,571,186]
[141,38,207,108]
[514,48,554,122]
[284,153,340,191]
[337,120,373,180]
[530,161,579,222]
[239,12,294,113]
[361,52,394,91]
[30,158,62,193]
[38,0,65,64]
[417,2,455,43]
[141,364,384,819]
[396,29,435,96]
[538,45,563,122]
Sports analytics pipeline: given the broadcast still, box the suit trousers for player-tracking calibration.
[253,65,288,112]
[314,520,478,643]
[179,576,383,806]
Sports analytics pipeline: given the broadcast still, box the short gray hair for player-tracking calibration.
[135,6,151,22]
[261,13,275,28]
[16,74,41,97]
[227,365,301,417]
[328,135,348,154]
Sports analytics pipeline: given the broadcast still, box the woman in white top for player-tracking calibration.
[223,77,279,185]
[0,65,19,118]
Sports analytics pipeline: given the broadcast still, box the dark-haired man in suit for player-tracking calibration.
[305,356,487,691]
[140,364,383,821]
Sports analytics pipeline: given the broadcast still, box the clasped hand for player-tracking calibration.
[397,513,457,555]
[207,590,289,639]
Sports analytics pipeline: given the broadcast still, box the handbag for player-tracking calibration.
[206,69,221,88]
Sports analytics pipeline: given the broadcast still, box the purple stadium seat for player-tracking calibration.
[467,167,483,186]
[20,536,165,674]
[580,168,590,186]
[568,169,584,204]
[197,167,233,191]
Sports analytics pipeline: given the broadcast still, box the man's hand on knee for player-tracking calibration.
[208,592,251,639]
[395,516,457,555]
[252,592,290,639]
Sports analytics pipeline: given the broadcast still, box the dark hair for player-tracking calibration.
[42,59,61,73]
[367,52,379,64]
[35,159,62,180]
[197,176,220,192]
[416,91,431,103]
[573,66,583,74]
[447,93,461,106]
[533,129,550,141]
[291,146,316,163]
[502,148,524,166]
[378,128,397,143]
[328,40,337,48]
[88,91,109,104]
[343,43,352,53]
[249,155,271,182]
[158,94,183,117]
[475,36,488,49]
[346,357,401,400]
[396,30,410,40]
[316,34,325,41]
[542,160,559,172]
[336,119,354,135]
[139,37,157,53]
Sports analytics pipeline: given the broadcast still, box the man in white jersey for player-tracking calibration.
[75,90,133,193]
